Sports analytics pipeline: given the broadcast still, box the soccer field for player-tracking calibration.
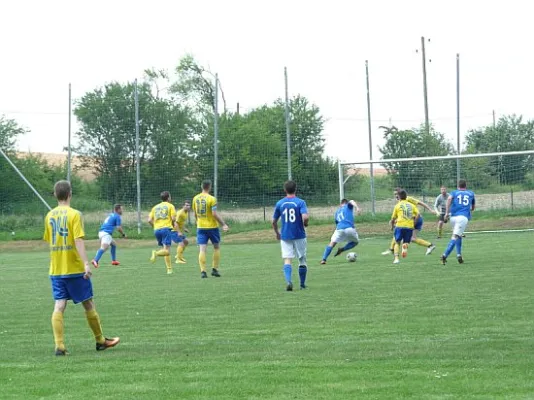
[1,233,533,399]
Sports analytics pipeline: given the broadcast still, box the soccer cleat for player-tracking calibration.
[401,244,408,258]
[211,268,221,277]
[175,258,186,264]
[425,244,436,256]
[457,255,464,264]
[111,261,120,266]
[334,248,343,257]
[286,283,293,291]
[300,284,306,290]
[91,260,99,269]
[381,249,394,256]
[201,271,208,279]
[167,269,173,275]
[55,348,69,356]
[320,260,326,265]
[393,258,400,264]
[440,255,447,265]
[96,337,120,351]
[149,250,156,263]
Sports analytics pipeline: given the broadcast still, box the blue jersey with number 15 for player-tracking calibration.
[450,189,475,220]
[273,196,308,240]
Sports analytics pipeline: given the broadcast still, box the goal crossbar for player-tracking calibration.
[342,149,534,166]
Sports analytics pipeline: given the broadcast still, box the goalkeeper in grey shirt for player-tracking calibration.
[434,186,449,238]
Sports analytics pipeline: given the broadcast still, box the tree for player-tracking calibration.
[0,116,26,153]
[464,115,534,185]
[379,125,455,192]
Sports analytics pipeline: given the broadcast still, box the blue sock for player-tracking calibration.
[322,246,333,261]
[298,266,307,287]
[283,264,292,284]
[110,244,117,261]
[444,239,456,258]
[342,241,358,252]
[455,237,462,255]
[94,248,105,262]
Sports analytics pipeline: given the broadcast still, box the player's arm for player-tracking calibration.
[444,195,453,221]
[412,204,420,221]
[433,196,441,215]
[300,201,309,227]
[389,207,397,230]
[73,212,91,279]
[148,208,154,227]
[349,200,362,215]
[272,205,281,240]
[417,199,437,215]
[211,200,229,232]
[116,216,126,238]
[471,195,476,212]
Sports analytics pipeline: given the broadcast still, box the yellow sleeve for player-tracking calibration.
[72,211,85,239]
[43,214,50,243]
[407,196,419,206]
[170,204,177,220]
[149,207,155,220]
[391,205,398,220]
[210,196,217,210]
[413,205,420,217]
[191,196,197,214]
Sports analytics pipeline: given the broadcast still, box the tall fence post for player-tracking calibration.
[365,60,376,215]
[338,159,345,201]
[284,66,292,180]
[134,79,141,235]
[67,83,72,183]
[214,73,219,198]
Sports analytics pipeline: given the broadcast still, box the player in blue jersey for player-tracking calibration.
[272,180,309,291]
[320,199,362,264]
[440,179,475,265]
[91,204,126,268]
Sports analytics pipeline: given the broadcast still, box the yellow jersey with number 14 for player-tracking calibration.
[391,200,420,229]
[192,193,218,229]
[149,202,176,231]
[43,205,86,277]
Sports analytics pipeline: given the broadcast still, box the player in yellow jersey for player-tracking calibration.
[148,191,181,274]
[382,187,438,256]
[171,201,191,264]
[192,180,229,279]
[43,180,119,356]
[390,189,420,264]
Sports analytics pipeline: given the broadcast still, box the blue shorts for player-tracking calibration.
[197,228,220,245]
[155,228,172,247]
[170,231,186,243]
[394,227,413,244]
[50,275,93,304]
[414,216,423,231]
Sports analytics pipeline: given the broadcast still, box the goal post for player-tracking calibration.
[339,149,534,215]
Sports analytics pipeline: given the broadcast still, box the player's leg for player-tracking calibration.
[454,217,468,263]
[441,217,461,265]
[338,228,359,254]
[281,240,295,291]
[392,228,402,264]
[51,287,68,356]
[437,214,444,238]
[210,229,222,277]
[295,238,308,289]
[81,298,120,351]
[92,233,111,268]
[321,230,340,263]
[197,229,209,278]
[382,236,396,256]
[110,239,120,266]
[411,217,436,255]
[401,229,413,258]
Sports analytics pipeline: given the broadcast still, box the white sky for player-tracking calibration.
[1,0,532,164]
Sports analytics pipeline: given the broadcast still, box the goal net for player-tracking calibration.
[340,150,534,234]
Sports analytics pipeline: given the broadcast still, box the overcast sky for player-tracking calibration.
[1,0,532,164]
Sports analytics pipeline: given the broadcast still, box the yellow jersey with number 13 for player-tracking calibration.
[391,200,420,229]
[43,205,86,277]
[192,193,218,229]
[149,202,176,231]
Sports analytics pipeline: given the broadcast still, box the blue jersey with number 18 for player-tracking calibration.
[450,189,475,220]
[273,196,308,240]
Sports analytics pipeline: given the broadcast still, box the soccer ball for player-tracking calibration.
[346,252,357,262]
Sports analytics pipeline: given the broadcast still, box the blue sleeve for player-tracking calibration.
[273,203,281,220]
[300,200,308,215]
[471,193,476,206]
[347,203,354,210]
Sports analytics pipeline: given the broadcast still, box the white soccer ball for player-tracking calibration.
[346,252,357,262]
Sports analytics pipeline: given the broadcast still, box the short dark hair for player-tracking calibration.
[184,200,191,205]
[284,180,297,195]
[340,198,348,205]
[54,180,71,201]
[458,179,467,189]
[202,180,212,191]
[398,189,408,200]
[114,204,122,212]
[161,191,171,201]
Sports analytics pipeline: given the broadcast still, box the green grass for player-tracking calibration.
[1,232,533,399]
